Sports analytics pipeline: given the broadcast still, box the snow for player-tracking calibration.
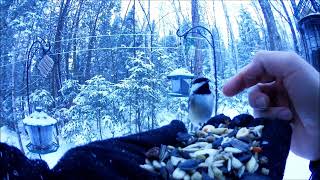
[284,152,311,179]
[23,111,57,126]
[40,142,75,168]
[168,68,194,79]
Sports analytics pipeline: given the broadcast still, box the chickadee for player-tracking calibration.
[188,77,214,126]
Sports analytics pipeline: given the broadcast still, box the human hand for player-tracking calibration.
[222,51,320,161]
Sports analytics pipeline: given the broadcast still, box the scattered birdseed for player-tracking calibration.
[140,119,269,179]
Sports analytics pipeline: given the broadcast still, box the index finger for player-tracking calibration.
[222,51,301,96]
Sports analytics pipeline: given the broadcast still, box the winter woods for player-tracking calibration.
[0,0,310,145]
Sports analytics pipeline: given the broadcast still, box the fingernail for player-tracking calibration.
[255,97,267,108]
[278,109,293,120]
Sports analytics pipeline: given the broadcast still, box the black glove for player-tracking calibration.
[0,120,186,180]
[51,120,187,180]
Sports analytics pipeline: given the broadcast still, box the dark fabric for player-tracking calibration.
[0,142,50,179]
[310,160,320,180]
[0,120,186,180]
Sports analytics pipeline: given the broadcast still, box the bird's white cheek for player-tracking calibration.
[190,82,206,94]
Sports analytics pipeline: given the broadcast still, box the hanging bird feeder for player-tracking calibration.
[298,13,320,71]
[23,107,59,154]
[37,54,54,78]
[167,68,194,97]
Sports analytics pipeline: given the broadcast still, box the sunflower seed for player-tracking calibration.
[152,160,162,169]
[178,159,201,171]
[231,156,243,169]
[140,164,155,173]
[191,171,202,180]
[261,167,270,175]
[171,156,185,166]
[172,168,186,179]
[236,127,250,139]
[183,174,191,180]
[191,149,218,158]
[202,125,215,133]
[210,128,228,135]
[224,147,242,154]
[246,156,259,173]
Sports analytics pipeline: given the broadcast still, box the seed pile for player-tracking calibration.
[140,121,271,180]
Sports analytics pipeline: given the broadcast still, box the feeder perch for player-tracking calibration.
[167,68,194,97]
[23,107,59,154]
[298,13,320,71]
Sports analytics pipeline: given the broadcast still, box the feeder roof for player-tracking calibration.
[167,68,194,79]
[23,111,57,126]
[299,13,320,25]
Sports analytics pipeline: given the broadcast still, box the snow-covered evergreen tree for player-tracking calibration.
[237,6,263,69]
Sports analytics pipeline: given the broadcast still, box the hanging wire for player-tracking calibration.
[0,45,214,69]
[0,34,212,59]
[2,78,42,100]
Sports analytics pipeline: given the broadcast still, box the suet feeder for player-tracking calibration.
[298,13,320,71]
[38,54,54,78]
[23,107,59,154]
[167,68,194,97]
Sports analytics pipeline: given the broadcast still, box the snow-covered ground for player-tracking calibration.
[284,152,311,179]
[0,125,311,179]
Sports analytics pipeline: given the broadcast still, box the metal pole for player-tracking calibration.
[25,38,51,114]
[176,25,218,115]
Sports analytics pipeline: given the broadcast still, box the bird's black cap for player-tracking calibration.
[191,77,210,84]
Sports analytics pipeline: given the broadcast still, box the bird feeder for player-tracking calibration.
[37,54,54,78]
[23,107,59,154]
[298,13,320,71]
[167,68,194,97]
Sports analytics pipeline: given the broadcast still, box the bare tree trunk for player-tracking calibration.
[258,0,283,50]
[53,0,71,96]
[279,0,300,53]
[290,0,300,20]
[84,5,101,81]
[172,0,187,68]
[64,31,72,79]
[191,0,203,76]
[310,0,320,12]
[133,0,136,58]
[212,0,224,79]
[221,0,238,72]
[12,57,24,154]
[72,0,83,80]
[251,1,268,49]
[98,109,102,140]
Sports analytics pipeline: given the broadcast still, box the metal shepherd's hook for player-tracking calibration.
[176,25,218,115]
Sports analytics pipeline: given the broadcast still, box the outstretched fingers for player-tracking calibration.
[223,51,300,97]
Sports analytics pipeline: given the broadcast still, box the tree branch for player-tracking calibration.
[269,0,289,23]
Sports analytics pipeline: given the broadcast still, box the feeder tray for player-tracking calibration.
[26,142,59,154]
